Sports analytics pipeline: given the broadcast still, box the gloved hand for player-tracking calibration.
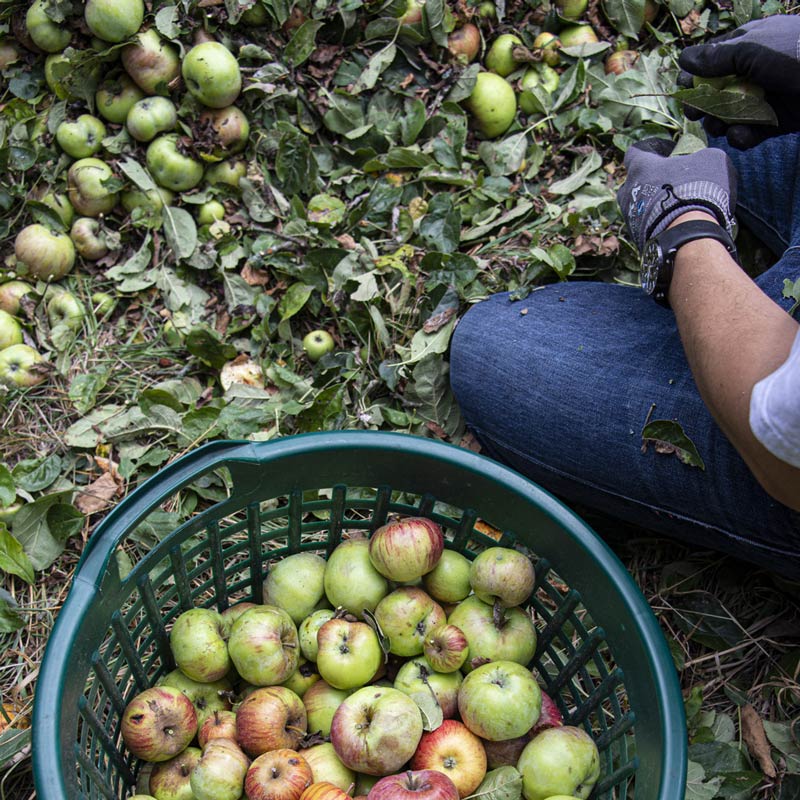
[616,138,738,252]
[678,15,800,149]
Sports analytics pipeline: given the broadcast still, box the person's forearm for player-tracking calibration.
[668,211,800,509]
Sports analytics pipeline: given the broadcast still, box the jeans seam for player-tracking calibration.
[471,425,800,560]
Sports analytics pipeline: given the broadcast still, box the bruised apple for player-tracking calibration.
[120,686,197,762]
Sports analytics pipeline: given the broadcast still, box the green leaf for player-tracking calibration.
[529,244,576,280]
[0,598,25,633]
[285,19,325,66]
[162,206,198,261]
[12,491,82,571]
[0,466,15,508]
[276,130,318,195]
[603,0,645,38]
[408,689,445,731]
[419,194,461,254]
[406,356,465,439]
[478,132,528,177]
[69,368,110,415]
[278,283,314,321]
[549,150,603,195]
[0,524,35,583]
[12,456,63,493]
[467,767,523,800]
[688,741,748,775]
[641,419,705,469]
[154,4,182,38]
[118,157,158,192]
[185,326,238,370]
[685,761,723,800]
[673,87,778,126]
[352,44,397,94]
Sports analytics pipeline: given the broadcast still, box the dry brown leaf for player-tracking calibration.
[741,704,777,778]
[241,263,271,287]
[75,472,121,516]
[475,520,503,541]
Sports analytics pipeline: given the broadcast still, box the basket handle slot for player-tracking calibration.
[76,696,136,788]
[137,578,174,674]
[593,754,638,795]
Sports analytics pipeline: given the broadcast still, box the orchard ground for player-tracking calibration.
[1,0,800,798]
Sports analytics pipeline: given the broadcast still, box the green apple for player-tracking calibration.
[299,608,336,662]
[0,310,23,351]
[91,292,117,316]
[303,329,335,362]
[121,186,174,215]
[126,96,177,142]
[149,746,202,800]
[557,24,599,47]
[122,28,181,96]
[205,159,247,189]
[56,114,107,159]
[263,552,328,624]
[447,594,537,671]
[71,217,110,260]
[14,224,75,281]
[0,345,46,387]
[394,655,463,719]
[323,538,389,617]
[38,190,75,229]
[182,42,242,108]
[457,660,542,740]
[47,290,85,331]
[316,617,383,691]
[84,0,144,44]
[469,546,535,607]
[302,742,356,791]
[517,727,600,800]
[227,604,299,686]
[374,587,446,657]
[198,105,250,158]
[464,72,517,138]
[281,657,321,697]
[68,158,119,217]
[485,34,524,77]
[422,549,472,604]
[0,281,34,316]
[146,134,205,192]
[533,32,561,67]
[189,738,250,800]
[169,607,231,683]
[158,668,232,728]
[197,200,226,226]
[26,0,71,53]
[303,679,352,738]
[95,73,145,123]
[556,0,589,20]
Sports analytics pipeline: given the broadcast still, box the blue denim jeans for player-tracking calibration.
[450,134,800,579]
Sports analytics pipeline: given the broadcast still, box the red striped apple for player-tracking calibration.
[120,686,197,762]
[468,547,535,608]
[423,625,468,673]
[366,771,459,800]
[236,686,307,757]
[244,748,313,800]
[374,587,446,657]
[368,517,444,582]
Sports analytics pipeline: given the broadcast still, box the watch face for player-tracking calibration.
[640,240,661,295]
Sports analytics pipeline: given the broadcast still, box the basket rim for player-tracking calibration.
[33,431,688,799]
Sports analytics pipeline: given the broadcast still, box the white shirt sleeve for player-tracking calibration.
[749,328,800,468]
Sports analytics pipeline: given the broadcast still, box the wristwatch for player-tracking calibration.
[641,219,738,306]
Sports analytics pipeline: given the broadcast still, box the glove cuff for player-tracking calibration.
[643,181,736,243]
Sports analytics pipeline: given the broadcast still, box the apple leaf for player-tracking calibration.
[0,524,35,584]
[0,466,15,508]
[407,689,444,732]
[641,419,705,469]
[362,608,391,658]
[673,87,778,126]
[466,767,523,800]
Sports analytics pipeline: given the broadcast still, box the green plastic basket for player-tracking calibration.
[33,431,687,800]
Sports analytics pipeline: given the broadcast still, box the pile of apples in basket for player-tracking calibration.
[122,517,601,800]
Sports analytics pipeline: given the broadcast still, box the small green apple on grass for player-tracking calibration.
[0,345,46,387]
[0,310,23,351]
[14,224,76,281]
[56,115,107,159]
[0,281,33,316]
[47,291,85,332]
[303,330,335,362]
[182,42,242,108]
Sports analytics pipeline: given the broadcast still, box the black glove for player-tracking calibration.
[678,15,800,149]
[616,138,738,252]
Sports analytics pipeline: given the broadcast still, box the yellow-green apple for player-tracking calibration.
[146,134,205,192]
[197,200,225,226]
[120,686,198,762]
[447,24,481,65]
[122,28,181,95]
[169,607,231,682]
[421,551,471,604]
[197,709,237,748]
[556,0,588,20]
[463,72,517,138]
[0,345,46,387]
[447,595,536,670]
[149,746,201,800]
[517,727,600,800]
[330,686,423,775]
[14,224,75,281]
[457,661,541,741]
[206,159,247,188]
[368,517,444,583]
[0,281,33,316]
[301,742,356,791]
[38,189,75,228]
[190,738,250,800]
[198,105,250,157]
[323,539,389,617]
[56,114,107,159]
[67,157,119,217]
[158,668,232,728]
[219,600,257,637]
[25,0,71,52]
[303,330,335,362]
[557,24,598,46]
[374,587,445,657]
[264,552,329,624]
[423,625,468,673]
[366,770,459,800]
[235,686,307,757]
[410,719,488,797]
[355,774,379,797]
[227,604,299,686]
[46,290,85,332]
[393,656,462,720]
[281,658,321,698]
[303,680,351,737]
[299,781,351,800]
[0,310,23,350]
[71,217,110,260]
[244,748,313,800]
[95,73,145,123]
[316,617,383,691]
[84,0,144,43]
[126,96,178,142]
[299,608,336,661]
[486,34,523,77]
[533,32,560,66]
[182,41,242,108]
[469,547,535,607]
